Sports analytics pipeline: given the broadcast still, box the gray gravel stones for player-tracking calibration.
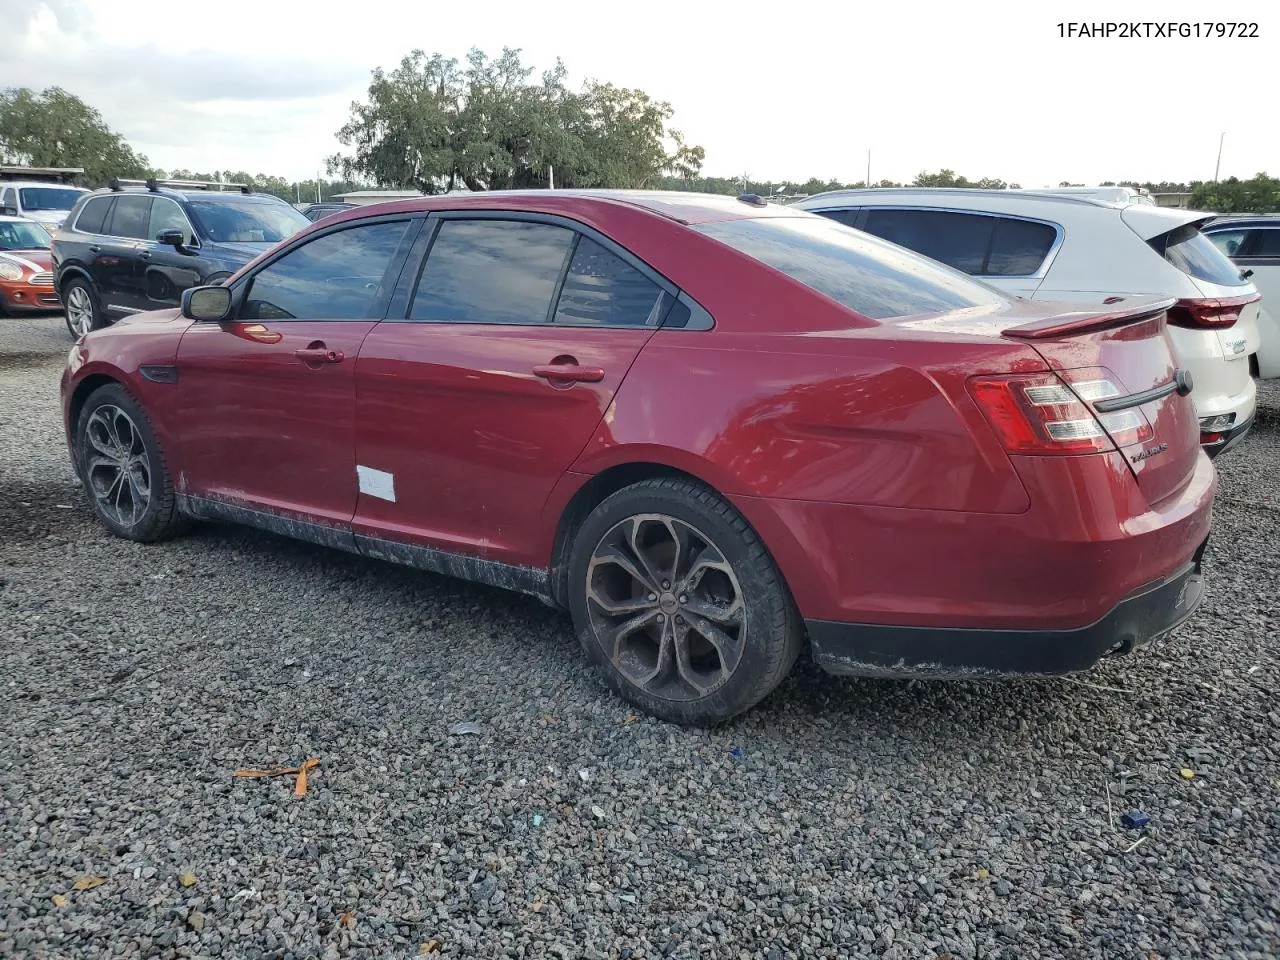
[3,314,1280,958]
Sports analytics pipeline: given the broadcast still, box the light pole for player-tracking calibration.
[1214,133,1225,181]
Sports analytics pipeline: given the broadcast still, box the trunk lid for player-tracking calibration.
[1003,297,1202,504]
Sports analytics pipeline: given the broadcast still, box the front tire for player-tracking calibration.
[63,277,104,339]
[567,478,803,725]
[74,384,185,542]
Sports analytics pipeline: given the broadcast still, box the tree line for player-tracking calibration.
[3,77,1277,212]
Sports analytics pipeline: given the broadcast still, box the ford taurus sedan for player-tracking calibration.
[60,191,1215,724]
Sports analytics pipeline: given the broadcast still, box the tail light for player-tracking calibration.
[969,367,1154,455]
[1166,293,1261,330]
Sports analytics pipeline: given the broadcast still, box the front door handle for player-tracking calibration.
[533,362,605,384]
[89,245,101,253]
[139,250,152,260]
[295,344,345,365]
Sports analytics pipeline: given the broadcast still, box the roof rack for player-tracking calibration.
[0,165,84,184]
[108,177,253,195]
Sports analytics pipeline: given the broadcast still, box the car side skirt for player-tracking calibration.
[177,493,555,605]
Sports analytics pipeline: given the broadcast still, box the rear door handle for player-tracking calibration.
[533,363,605,383]
[295,345,345,365]
[89,245,101,253]
[139,250,151,260]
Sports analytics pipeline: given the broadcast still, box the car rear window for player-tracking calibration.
[695,216,1007,320]
[1149,223,1248,287]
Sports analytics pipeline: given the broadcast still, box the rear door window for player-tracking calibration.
[815,208,861,228]
[410,219,574,324]
[861,209,992,274]
[986,217,1058,276]
[107,195,153,240]
[696,215,1007,320]
[1149,223,1249,287]
[1252,229,1280,257]
[75,196,113,235]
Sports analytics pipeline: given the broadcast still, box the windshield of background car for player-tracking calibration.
[18,187,86,211]
[1151,223,1249,287]
[187,199,309,244]
[694,215,1009,319]
[0,221,52,250]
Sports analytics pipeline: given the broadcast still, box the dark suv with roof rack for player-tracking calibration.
[52,177,310,339]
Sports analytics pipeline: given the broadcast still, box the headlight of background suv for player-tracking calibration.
[0,261,24,281]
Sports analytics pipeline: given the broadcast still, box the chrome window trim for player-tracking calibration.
[807,203,1066,281]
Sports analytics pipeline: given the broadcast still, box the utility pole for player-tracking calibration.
[1214,132,1225,181]
[866,149,871,189]
[316,171,322,204]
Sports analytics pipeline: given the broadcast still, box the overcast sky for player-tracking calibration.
[3,0,1274,187]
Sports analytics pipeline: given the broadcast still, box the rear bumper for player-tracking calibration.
[808,538,1207,678]
[1202,415,1252,459]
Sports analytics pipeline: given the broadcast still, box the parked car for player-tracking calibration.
[300,201,358,222]
[1202,215,1280,379]
[52,178,310,339]
[791,188,1263,456]
[0,178,89,236]
[0,215,59,314]
[61,192,1214,724]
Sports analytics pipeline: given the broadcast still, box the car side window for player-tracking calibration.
[861,209,992,274]
[1,188,15,209]
[409,219,574,324]
[553,237,664,326]
[147,198,196,245]
[107,195,153,240]
[1206,229,1249,258]
[816,209,861,228]
[985,217,1058,276]
[1252,229,1280,257]
[75,196,113,235]
[241,220,410,321]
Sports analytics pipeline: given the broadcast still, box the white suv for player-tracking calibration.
[0,179,89,236]
[1202,215,1279,380]
[791,188,1263,456]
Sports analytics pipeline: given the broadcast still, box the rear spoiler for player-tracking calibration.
[1002,297,1176,341]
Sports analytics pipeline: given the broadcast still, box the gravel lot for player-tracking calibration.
[2,313,1279,960]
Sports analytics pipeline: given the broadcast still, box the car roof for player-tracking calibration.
[88,187,286,204]
[796,187,1140,210]
[1,181,88,190]
[1202,215,1280,230]
[335,190,803,226]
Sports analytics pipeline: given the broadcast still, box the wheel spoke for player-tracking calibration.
[587,588,657,617]
[608,607,661,661]
[625,518,667,590]
[674,619,720,696]
[681,594,743,626]
[592,543,660,595]
[686,617,745,681]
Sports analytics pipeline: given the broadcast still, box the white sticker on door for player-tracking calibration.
[356,465,396,503]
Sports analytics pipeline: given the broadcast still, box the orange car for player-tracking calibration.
[0,216,59,315]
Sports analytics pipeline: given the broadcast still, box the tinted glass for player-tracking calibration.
[75,197,113,235]
[696,216,1006,320]
[1151,224,1248,287]
[1205,229,1249,258]
[816,209,860,228]
[554,237,664,326]
[242,220,410,321]
[0,221,51,250]
[148,198,196,244]
[187,199,308,243]
[1,188,15,207]
[108,195,152,239]
[986,217,1058,276]
[862,209,992,273]
[410,219,574,324]
[1253,229,1280,257]
[18,187,85,211]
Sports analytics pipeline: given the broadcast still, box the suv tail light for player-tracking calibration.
[1166,293,1261,330]
[969,368,1154,455]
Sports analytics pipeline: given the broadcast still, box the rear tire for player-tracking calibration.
[74,384,186,542]
[567,477,803,725]
[63,277,104,340]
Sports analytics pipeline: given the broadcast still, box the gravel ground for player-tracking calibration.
[2,313,1279,960]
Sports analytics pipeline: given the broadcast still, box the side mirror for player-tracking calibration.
[181,285,233,322]
[157,228,186,247]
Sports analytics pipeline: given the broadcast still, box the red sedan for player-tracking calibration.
[60,191,1214,723]
[0,216,59,314]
